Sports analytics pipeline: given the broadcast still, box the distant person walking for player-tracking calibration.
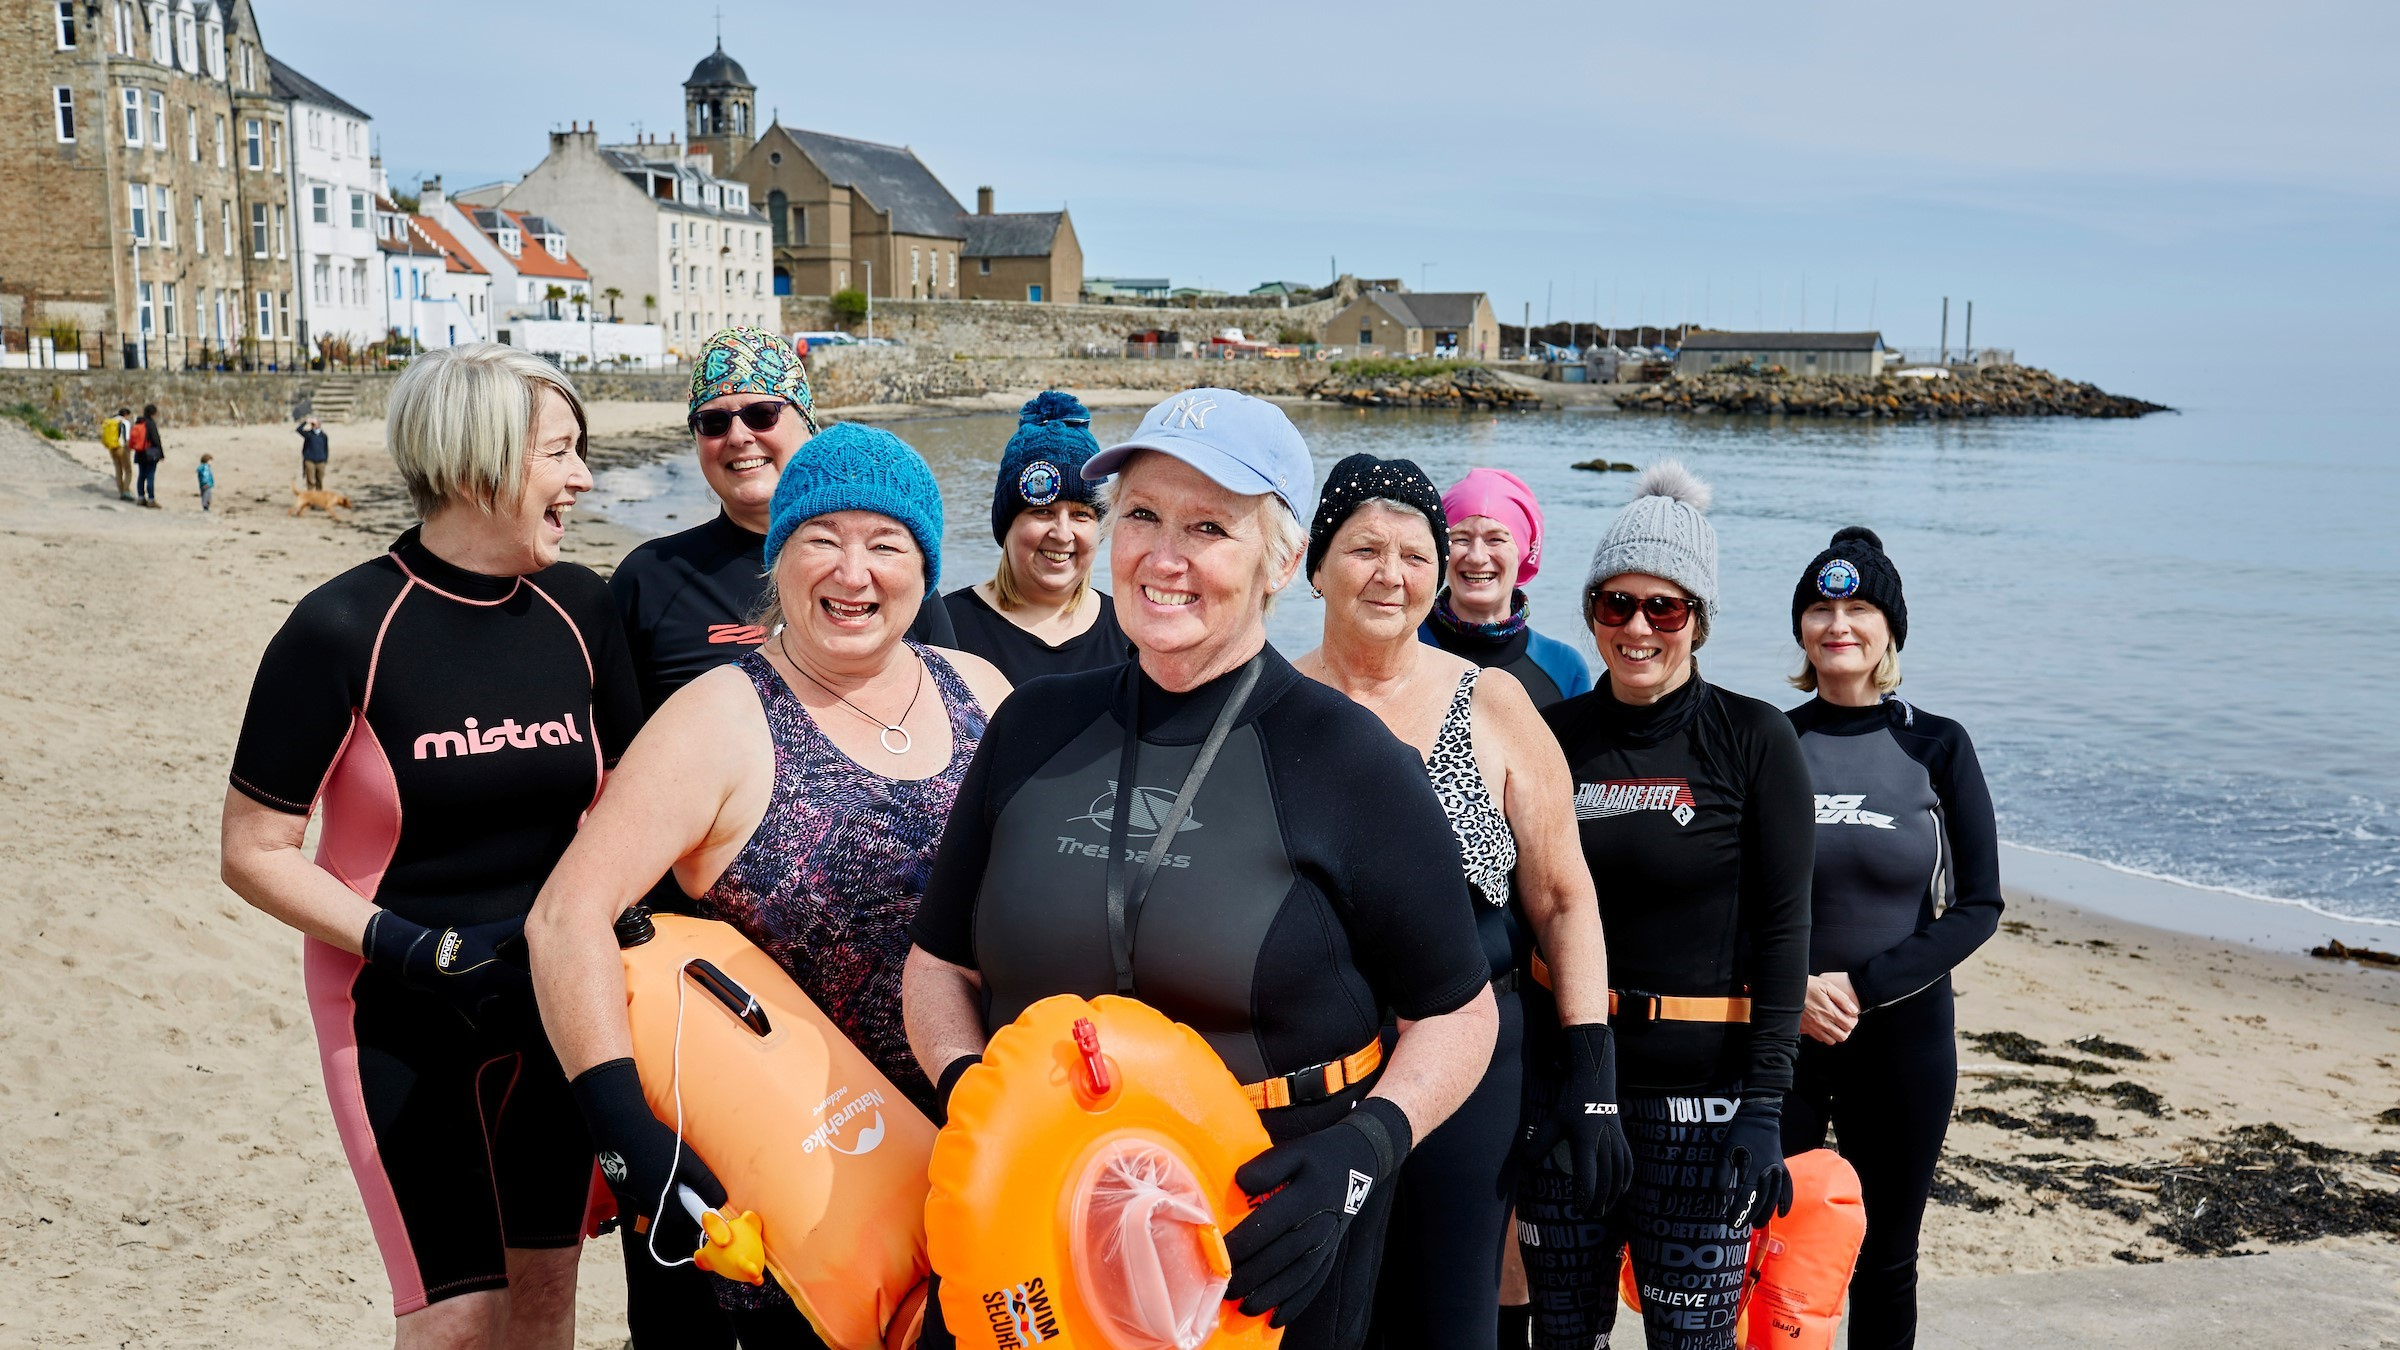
[297,416,331,491]
[197,454,216,512]
[130,404,164,509]
[101,407,134,501]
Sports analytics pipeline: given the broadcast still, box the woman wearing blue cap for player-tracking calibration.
[527,421,1010,1343]
[944,390,1129,684]
[906,388,1498,1350]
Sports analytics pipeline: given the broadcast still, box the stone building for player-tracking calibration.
[3,0,299,367]
[1323,290,1501,360]
[1673,331,1886,377]
[483,127,771,355]
[960,187,1079,305]
[270,54,377,351]
[741,122,966,301]
[682,40,753,176]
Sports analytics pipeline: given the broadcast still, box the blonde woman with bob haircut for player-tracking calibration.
[220,343,643,1350]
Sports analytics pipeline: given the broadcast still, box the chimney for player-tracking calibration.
[421,176,445,211]
[977,186,994,216]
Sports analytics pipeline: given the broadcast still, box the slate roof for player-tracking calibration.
[784,129,966,239]
[268,56,370,122]
[1679,331,1883,351]
[962,211,1063,258]
[1362,291,1490,330]
[598,148,764,220]
[686,42,753,88]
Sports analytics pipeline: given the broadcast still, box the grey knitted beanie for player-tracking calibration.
[1585,460,1719,610]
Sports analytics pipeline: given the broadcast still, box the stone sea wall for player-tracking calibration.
[780,294,1343,357]
[1619,366,2169,419]
[1304,364,1541,409]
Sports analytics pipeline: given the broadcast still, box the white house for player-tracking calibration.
[371,183,488,350]
[270,55,380,353]
[420,177,592,326]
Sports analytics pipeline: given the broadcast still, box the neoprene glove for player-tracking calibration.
[363,911,532,1024]
[1223,1097,1412,1328]
[1519,1022,1634,1213]
[571,1058,728,1261]
[1718,1095,1795,1230]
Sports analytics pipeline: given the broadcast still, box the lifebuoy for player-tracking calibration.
[927,994,1282,1350]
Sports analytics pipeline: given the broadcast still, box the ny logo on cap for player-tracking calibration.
[1165,395,1217,430]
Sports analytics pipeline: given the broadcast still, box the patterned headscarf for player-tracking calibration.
[689,326,818,432]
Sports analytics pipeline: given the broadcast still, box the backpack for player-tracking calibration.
[101,417,124,451]
[126,420,150,453]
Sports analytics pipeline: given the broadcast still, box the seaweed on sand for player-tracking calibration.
[1962,1030,2119,1076]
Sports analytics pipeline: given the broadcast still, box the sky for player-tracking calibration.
[258,0,2398,411]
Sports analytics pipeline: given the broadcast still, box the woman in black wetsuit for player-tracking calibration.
[942,390,1128,683]
[220,344,640,1349]
[1783,527,2002,1350]
[1520,461,1814,1350]
[904,388,1499,1350]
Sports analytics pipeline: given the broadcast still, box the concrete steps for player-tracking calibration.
[309,376,362,423]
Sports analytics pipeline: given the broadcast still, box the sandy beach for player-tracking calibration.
[1,409,2393,1347]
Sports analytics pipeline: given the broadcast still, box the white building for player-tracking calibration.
[270,55,379,353]
[419,178,592,328]
[487,125,772,356]
[371,185,489,350]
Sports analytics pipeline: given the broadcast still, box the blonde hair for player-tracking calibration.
[388,343,587,518]
[990,506,1097,613]
[1790,643,1902,694]
[1097,460,1308,613]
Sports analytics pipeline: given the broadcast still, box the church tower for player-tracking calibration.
[683,40,755,173]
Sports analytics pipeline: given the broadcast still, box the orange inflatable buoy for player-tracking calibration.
[1616,1148,1865,1350]
[620,912,934,1350]
[927,994,1282,1350]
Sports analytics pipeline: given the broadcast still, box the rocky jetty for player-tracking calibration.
[1307,364,1542,410]
[1619,365,2168,419]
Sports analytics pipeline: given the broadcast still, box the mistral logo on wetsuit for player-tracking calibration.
[1056,780,1200,867]
[411,713,586,760]
[1814,793,1896,828]
[706,622,767,646]
[1574,777,1697,827]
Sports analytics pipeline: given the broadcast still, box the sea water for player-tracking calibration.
[587,400,2400,928]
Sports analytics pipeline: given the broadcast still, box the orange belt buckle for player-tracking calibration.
[1242,1036,1383,1111]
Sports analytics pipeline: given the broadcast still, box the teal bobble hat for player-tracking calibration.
[992,390,1104,543]
[763,422,944,596]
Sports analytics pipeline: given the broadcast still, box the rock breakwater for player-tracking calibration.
[1306,364,1541,409]
[1620,365,2168,419]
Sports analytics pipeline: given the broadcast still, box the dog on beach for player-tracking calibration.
[289,481,353,519]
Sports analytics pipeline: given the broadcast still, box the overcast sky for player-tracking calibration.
[259,0,2395,407]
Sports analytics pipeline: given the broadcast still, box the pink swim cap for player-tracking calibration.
[1441,467,1544,585]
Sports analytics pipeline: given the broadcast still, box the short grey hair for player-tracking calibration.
[1098,456,1309,611]
[387,343,587,518]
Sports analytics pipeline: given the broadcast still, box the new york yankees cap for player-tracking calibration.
[1086,387,1317,523]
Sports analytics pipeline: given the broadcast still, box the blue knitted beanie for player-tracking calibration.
[763,422,944,596]
[991,390,1104,543]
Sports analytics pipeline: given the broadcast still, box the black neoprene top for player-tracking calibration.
[941,585,1129,687]
[228,528,643,929]
[610,511,956,716]
[1543,672,1814,1097]
[913,644,1491,1139]
[1786,697,2003,1008]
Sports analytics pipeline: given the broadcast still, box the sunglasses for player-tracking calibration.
[690,400,814,438]
[1589,590,1701,632]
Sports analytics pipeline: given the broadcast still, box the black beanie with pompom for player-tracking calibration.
[1791,525,1907,649]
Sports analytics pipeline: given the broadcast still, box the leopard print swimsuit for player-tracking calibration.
[1425,668,1517,905]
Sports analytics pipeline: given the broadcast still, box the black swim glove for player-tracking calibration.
[1718,1095,1794,1230]
[570,1058,727,1261]
[1518,1022,1633,1213]
[363,911,533,1024]
[1224,1096,1412,1328]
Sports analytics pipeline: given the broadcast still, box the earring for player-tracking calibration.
[1309,584,1324,599]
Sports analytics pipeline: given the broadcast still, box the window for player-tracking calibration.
[273,204,286,257]
[123,88,143,146]
[53,88,75,143]
[156,189,173,247]
[978,257,991,276]
[114,1,133,53]
[220,200,232,255]
[312,262,328,303]
[306,109,321,148]
[350,193,368,230]
[139,281,154,334]
[310,185,328,224]
[269,121,281,170]
[55,1,76,47]
[243,118,260,168]
[391,270,401,300]
[203,6,222,78]
[336,267,347,305]
[214,289,227,340]
[148,90,166,145]
[128,183,149,240]
[670,264,680,292]
[279,292,291,338]
[148,3,168,63]
[174,4,196,71]
[949,253,956,288]
[250,202,267,256]
[193,194,204,250]
[237,41,251,90]
[163,282,177,336]
[256,290,272,338]
[348,123,360,158]
[186,107,197,160]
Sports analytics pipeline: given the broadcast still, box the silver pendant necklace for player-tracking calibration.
[778,632,925,754]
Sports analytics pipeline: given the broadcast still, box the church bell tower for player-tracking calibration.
[683,39,756,173]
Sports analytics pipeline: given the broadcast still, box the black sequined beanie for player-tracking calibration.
[1306,453,1449,586]
[1791,525,1907,649]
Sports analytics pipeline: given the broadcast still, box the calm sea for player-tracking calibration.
[588,400,2400,927]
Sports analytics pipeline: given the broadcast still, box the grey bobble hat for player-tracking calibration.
[1584,460,1719,610]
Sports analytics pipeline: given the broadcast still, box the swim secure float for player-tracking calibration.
[619,911,933,1350]
[927,994,1282,1350]
[1617,1148,1865,1350]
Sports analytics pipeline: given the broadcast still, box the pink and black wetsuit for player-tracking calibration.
[229,526,642,1315]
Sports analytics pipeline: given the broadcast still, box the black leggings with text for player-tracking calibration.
[1518,1078,1753,1350]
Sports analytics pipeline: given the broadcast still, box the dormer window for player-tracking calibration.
[544,235,564,259]
[499,228,520,256]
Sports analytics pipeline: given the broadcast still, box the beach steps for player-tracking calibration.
[1896,1244,2398,1349]
[308,376,363,423]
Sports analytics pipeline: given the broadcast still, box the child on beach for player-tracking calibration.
[197,454,215,512]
